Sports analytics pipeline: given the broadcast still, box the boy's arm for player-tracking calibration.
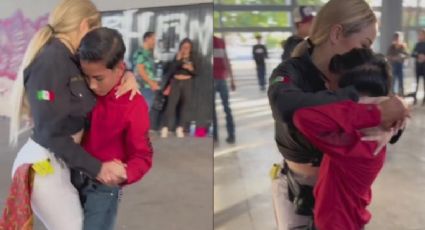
[123,99,153,185]
[293,100,381,157]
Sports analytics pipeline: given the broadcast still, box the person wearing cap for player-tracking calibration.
[252,34,268,91]
[281,6,315,61]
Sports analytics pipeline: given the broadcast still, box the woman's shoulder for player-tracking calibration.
[273,56,308,77]
[25,38,79,79]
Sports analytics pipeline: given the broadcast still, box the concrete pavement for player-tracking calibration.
[0,119,213,230]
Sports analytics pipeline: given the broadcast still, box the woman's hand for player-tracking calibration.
[163,85,171,96]
[116,71,140,100]
[176,52,182,61]
[358,96,388,104]
[183,63,194,71]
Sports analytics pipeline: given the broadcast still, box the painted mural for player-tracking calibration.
[102,3,213,124]
[0,11,48,116]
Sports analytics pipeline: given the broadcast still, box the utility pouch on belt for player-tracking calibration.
[282,162,314,216]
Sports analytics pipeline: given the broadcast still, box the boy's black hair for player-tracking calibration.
[143,31,155,41]
[329,48,392,97]
[78,27,126,69]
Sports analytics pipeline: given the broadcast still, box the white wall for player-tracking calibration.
[0,0,211,19]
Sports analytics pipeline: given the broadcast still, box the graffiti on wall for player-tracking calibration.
[102,4,213,123]
[0,10,48,116]
[102,4,213,67]
[0,4,213,122]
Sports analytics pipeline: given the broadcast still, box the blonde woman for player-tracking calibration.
[1,0,138,229]
[268,0,408,229]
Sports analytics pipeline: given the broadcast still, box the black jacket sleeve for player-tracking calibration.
[412,43,419,58]
[264,45,269,59]
[268,60,359,124]
[25,51,102,178]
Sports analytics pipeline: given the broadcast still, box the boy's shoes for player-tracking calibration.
[226,136,235,144]
[161,127,168,138]
[176,127,184,138]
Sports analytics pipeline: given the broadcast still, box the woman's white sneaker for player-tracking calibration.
[176,127,184,138]
[161,127,168,138]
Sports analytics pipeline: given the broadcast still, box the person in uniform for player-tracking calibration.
[2,0,138,229]
[268,0,409,229]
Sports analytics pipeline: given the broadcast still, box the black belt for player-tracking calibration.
[282,161,315,216]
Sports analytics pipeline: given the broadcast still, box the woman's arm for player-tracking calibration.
[115,71,141,99]
[182,58,196,76]
[268,61,359,124]
[26,53,102,178]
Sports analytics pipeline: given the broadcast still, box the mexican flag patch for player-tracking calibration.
[37,90,55,101]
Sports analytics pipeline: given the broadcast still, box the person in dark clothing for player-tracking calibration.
[281,6,315,61]
[387,32,408,96]
[252,35,268,91]
[161,38,196,138]
[268,1,409,229]
[4,1,139,229]
[411,29,425,105]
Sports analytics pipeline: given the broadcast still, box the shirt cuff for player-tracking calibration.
[352,103,381,129]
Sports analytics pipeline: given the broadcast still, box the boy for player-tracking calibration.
[73,27,153,230]
[293,48,407,230]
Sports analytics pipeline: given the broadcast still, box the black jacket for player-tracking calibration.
[268,50,359,164]
[24,38,101,178]
[252,44,268,65]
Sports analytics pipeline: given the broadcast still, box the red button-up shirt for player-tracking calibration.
[82,87,153,185]
[213,36,228,80]
[293,100,384,230]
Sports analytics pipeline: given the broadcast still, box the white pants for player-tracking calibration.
[271,163,316,230]
[13,139,83,230]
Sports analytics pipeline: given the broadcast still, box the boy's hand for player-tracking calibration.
[97,160,127,186]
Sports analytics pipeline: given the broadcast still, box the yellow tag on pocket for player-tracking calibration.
[269,163,282,180]
[32,159,54,176]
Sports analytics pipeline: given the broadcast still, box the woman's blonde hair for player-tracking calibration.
[292,0,377,58]
[9,0,100,145]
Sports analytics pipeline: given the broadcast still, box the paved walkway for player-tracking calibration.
[0,119,213,230]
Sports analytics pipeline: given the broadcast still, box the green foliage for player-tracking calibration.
[296,0,328,5]
[220,11,289,27]
[216,0,287,4]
